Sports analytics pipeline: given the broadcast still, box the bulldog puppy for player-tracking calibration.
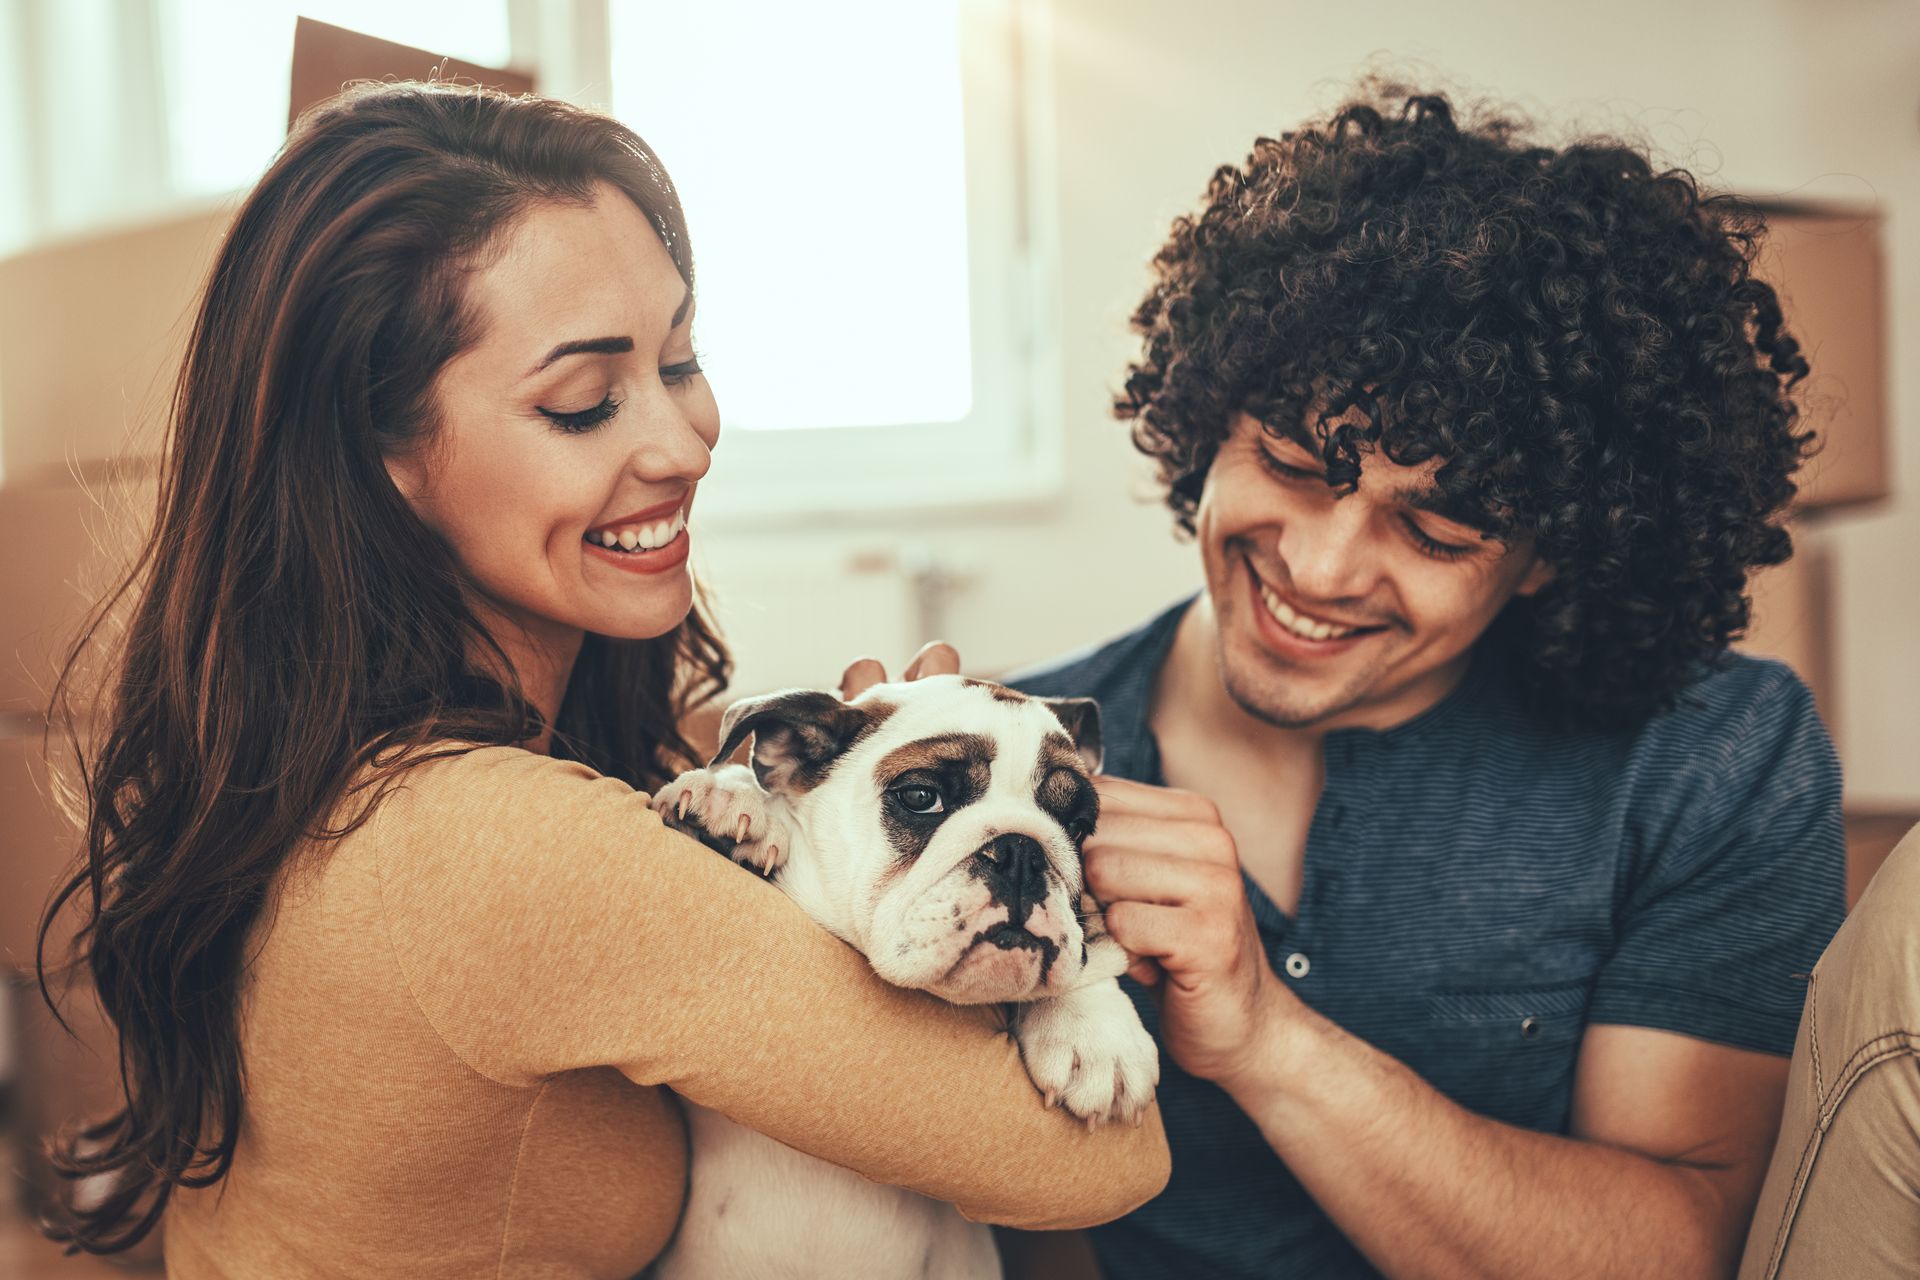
[646,674,1158,1280]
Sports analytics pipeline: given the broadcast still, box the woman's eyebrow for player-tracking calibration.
[529,335,633,376]
[524,288,694,377]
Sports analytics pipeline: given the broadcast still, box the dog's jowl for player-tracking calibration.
[649,674,1159,1280]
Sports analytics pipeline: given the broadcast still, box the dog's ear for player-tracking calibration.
[1037,697,1103,773]
[712,689,885,792]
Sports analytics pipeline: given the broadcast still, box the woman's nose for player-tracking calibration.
[624,393,714,485]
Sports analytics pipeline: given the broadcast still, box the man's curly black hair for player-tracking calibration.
[1118,86,1814,730]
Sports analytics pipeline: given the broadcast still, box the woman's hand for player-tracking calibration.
[838,641,961,699]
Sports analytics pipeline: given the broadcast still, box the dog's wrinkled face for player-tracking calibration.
[712,675,1103,1004]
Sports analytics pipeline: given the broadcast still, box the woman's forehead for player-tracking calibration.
[463,186,687,372]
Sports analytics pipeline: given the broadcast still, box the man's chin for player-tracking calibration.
[1219,631,1375,729]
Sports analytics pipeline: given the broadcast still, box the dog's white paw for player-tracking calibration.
[651,763,790,876]
[1014,980,1160,1128]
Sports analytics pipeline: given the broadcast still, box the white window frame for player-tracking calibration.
[510,0,1065,529]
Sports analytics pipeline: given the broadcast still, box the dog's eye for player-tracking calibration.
[1065,818,1093,843]
[892,785,944,815]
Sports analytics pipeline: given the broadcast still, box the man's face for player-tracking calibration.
[1196,412,1553,731]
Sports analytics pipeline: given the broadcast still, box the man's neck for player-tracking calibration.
[1149,595,1324,914]
[1153,594,1327,769]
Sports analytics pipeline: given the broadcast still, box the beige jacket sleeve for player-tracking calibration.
[371,746,1170,1231]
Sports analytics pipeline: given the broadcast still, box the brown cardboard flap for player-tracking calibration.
[290,16,535,129]
[1753,205,1890,512]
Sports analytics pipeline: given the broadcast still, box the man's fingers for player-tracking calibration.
[839,657,888,699]
[1087,812,1240,868]
[1084,844,1236,905]
[1102,900,1194,969]
[1127,955,1166,988]
[903,641,961,681]
[1093,775,1225,824]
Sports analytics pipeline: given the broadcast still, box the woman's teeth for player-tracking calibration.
[1259,581,1357,641]
[588,508,686,553]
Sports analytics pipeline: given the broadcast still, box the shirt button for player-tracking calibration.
[1284,952,1311,979]
[1519,1016,1541,1040]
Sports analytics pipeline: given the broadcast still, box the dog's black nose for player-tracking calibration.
[980,833,1048,926]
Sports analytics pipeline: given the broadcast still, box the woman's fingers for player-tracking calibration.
[839,657,888,699]
[839,643,962,699]
[903,641,961,681]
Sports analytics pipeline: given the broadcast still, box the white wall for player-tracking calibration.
[698,0,1920,804]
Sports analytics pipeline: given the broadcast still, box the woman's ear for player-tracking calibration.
[384,450,426,503]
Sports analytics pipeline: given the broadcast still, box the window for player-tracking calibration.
[158,0,513,198]
[1,0,1059,518]
[603,0,1060,520]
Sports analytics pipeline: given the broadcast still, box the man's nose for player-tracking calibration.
[1277,501,1376,602]
[978,833,1048,926]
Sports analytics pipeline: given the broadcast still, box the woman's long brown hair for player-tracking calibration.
[34,81,731,1253]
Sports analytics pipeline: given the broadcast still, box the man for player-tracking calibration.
[1009,90,1846,1278]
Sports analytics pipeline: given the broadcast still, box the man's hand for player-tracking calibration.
[1084,776,1296,1090]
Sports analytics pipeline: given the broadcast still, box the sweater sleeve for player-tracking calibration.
[371,746,1169,1230]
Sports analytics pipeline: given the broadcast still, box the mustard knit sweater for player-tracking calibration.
[163,746,1169,1277]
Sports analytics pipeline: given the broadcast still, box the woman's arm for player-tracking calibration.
[371,746,1170,1230]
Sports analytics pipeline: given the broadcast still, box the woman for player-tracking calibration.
[36,81,1168,1275]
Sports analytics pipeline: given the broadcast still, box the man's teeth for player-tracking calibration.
[1258,582,1357,641]
[590,508,686,552]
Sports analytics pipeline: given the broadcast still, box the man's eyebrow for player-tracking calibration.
[526,288,694,377]
[1406,485,1497,534]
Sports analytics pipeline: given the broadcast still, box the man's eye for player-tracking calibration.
[1405,519,1476,561]
[891,785,944,815]
[1257,448,1323,482]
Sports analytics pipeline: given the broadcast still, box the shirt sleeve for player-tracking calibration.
[1588,662,1848,1054]
[370,746,1170,1230]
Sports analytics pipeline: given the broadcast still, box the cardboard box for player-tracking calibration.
[1739,520,1836,737]
[1752,205,1890,512]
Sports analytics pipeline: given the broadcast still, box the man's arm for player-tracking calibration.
[1089,776,1788,1280]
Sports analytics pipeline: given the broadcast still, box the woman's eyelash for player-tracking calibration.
[661,358,703,386]
[538,394,622,433]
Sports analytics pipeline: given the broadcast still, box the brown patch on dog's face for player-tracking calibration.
[873,732,996,870]
[1034,734,1098,847]
[712,692,897,794]
[959,677,1029,704]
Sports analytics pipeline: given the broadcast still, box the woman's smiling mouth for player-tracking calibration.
[584,498,691,573]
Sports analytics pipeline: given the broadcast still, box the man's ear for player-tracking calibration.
[1037,697,1103,773]
[712,689,885,793]
[1516,556,1556,599]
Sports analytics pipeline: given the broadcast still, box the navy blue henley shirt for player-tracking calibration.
[1011,598,1846,1280]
